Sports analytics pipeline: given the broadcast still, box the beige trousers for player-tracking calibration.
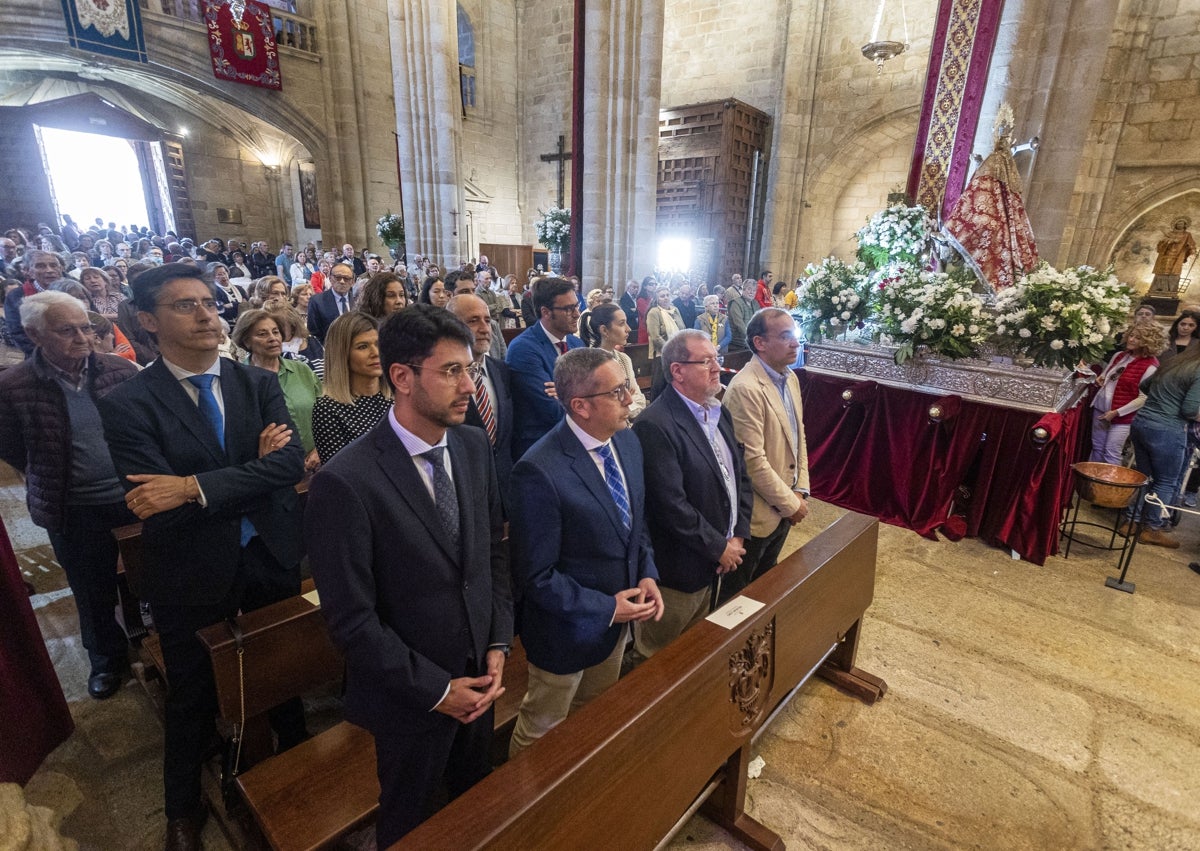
[508,625,628,757]
[631,584,711,665]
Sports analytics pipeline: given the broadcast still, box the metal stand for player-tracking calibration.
[1104,490,1199,594]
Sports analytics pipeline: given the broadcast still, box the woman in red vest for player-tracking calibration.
[1090,321,1168,465]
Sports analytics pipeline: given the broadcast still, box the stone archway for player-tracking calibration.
[1108,186,1200,297]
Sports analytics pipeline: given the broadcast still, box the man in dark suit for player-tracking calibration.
[306,305,513,847]
[630,330,753,663]
[508,348,663,755]
[619,278,641,340]
[448,294,515,511]
[505,276,585,461]
[306,261,355,344]
[97,263,307,851]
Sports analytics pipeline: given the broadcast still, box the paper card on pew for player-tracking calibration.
[705,596,765,629]
[302,589,320,606]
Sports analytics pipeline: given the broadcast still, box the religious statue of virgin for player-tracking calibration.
[943,103,1039,291]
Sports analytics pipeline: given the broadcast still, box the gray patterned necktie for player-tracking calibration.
[422,447,460,541]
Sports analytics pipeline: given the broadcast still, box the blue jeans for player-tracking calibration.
[1126,420,1187,529]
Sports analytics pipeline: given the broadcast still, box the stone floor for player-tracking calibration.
[5,461,1200,850]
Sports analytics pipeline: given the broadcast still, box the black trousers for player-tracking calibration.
[152,537,306,818]
[372,660,494,848]
[46,501,136,674]
[716,518,790,605]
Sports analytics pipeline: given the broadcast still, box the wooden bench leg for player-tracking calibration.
[701,745,784,851]
[815,619,888,705]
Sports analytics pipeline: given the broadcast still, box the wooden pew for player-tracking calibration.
[196,585,528,851]
[396,511,885,850]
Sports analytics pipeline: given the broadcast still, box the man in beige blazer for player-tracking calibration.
[718,307,809,603]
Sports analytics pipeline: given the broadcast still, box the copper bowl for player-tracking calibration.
[1071,462,1148,509]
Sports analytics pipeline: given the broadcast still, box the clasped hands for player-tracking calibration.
[613,577,665,624]
[435,648,506,724]
[124,423,294,520]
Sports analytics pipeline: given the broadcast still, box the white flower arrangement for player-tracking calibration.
[534,206,571,252]
[794,257,873,342]
[376,212,404,246]
[856,203,934,269]
[993,263,1131,368]
[873,266,992,364]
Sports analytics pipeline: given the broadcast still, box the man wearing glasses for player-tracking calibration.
[306,261,357,344]
[630,330,753,662]
[718,308,811,604]
[504,276,585,460]
[98,263,307,851]
[306,305,512,846]
[508,347,663,755]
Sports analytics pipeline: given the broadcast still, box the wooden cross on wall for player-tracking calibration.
[539,134,573,209]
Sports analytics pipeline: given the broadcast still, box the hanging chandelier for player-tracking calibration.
[862,0,909,74]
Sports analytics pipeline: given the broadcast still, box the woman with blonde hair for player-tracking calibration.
[249,275,289,309]
[266,301,324,378]
[1089,320,1167,465]
[311,312,392,464]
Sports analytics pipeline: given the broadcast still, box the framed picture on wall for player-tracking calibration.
[298,160,320,229]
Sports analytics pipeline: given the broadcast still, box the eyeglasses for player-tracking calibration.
[406,362,471,383]
[579,380,632,401]
[50,323,96,339]
[157,298,219,314]
[678,357,721,369]
[330,274,354,282]
[548,304,581,315]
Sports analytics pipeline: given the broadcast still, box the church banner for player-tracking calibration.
[906,0,1005,219]
[204,0,283,91]
[60,0,148,64]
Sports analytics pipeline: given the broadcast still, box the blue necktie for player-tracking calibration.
[595,443,632,530]
[186,374,256,546]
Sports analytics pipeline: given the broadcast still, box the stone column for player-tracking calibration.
[389,0,465,266]
[580,0,664,289]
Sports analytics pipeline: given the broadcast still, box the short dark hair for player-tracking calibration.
[130,262,210,311]
[746,307,790,354]
[554,347,616,408]
[379,304,473,389]
[532,276,576,315]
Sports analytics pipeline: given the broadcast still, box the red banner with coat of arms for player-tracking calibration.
[204,0,282,90]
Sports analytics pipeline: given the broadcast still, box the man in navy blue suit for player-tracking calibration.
[507,347,663,755]
[504,276,585,461]
[630,330,753,664]
[98,263,307,851]
[306,261,356,344]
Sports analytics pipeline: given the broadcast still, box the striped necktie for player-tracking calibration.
[595,443,631,530]
[471,365,497,445]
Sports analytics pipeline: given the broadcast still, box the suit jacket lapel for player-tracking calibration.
[557,422,630,543]
[665,388,724,487]
[146,359,227,465]
[752,359,797,458]
[372,422,460,566]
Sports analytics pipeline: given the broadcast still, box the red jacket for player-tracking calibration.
[754,279,773,310]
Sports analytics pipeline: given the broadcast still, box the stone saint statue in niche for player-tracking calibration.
[1148,218,1197,296]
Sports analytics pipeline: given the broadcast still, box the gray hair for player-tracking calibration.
[662,328,709,371]
[703,294,720,308]
[554,347,617,410]
[24,249,64,269]
[746,307,790,354]
[19,290,87,335]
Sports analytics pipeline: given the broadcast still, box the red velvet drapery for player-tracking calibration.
[799,371,1089,565]
[0,515,74,783]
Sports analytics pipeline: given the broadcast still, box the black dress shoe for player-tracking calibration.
[87,671,123,700]
[1189,562,1200,576]
[164,806,208,851]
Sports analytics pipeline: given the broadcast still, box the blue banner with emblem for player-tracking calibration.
[60,0,148,64]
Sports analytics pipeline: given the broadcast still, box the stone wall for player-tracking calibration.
[660,0,787,116]
[0,116,56,232]
[516,0,574,245]
[458,0,526,256]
